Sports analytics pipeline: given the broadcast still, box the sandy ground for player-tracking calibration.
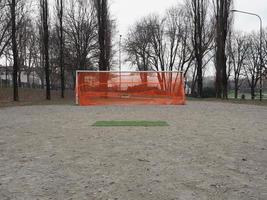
[0,101,267,200]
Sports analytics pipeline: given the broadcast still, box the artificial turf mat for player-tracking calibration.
[92,121,169,127]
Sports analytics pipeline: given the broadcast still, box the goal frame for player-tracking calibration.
[75,70,185,105]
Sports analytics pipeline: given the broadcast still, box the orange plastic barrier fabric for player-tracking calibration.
[76,71,185,106]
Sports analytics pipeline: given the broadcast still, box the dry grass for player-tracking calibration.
[1,87,267,107]
[0,87,75,107]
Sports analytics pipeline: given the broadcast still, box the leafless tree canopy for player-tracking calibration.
[0,0,116,100]
[125,6,194,74]
[0,0,11,58]
[0,0,266,100]
[187,0,214,97]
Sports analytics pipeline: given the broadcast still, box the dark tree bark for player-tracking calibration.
[10,0,19,101]
[214,0,232,99]
[188,0,213,97]
[41,0,51,100]
[95,0,111,71]
[94,0,112,96]
[251,85,255,100]
[56,0,64,98]
[192,0,204,97]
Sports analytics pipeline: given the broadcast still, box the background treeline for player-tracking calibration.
[0,0,115,100]
[0,0,266,101]
[124,0,267,99]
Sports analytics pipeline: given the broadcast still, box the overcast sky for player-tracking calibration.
[111,0,267,36]
[110,0,267,72]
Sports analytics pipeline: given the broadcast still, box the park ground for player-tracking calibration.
[1,88,267,108]
[0,88,267,200]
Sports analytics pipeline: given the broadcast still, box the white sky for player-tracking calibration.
[110,0,267,36]
[234,0,267,32]
[110,0,267,72]
[110,0,179,35]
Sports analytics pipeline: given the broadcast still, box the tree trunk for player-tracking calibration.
[196,56,203,97]
[215,58,222,98]
[234,78,239,99]
[214,0,231,99]
[11,0,19,101]
[215,17,222,99]
[42,0,51,100]
[96,0,110,71]
[5,62,8,87]
[222,53,228,99]
[95,0,111,96]
[58,0,64,98]
[191,0,206,98]
[27,73,30,88]
[191,65,197,96]
[251,86,255,100]
[18,71,22,87]
[234,85,238,99]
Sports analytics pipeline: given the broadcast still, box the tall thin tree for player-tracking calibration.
[40,0,50,100]
[95,0,111,71]
[214,0,232,99]
[190,0,208,97]
[10,0,19,101]
[56,0,64,98]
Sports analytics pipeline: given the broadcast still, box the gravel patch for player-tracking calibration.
[0,101,267,200]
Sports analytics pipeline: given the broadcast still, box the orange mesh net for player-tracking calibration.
[76,71,185,106]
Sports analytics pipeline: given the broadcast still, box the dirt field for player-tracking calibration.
[0,102,267,200]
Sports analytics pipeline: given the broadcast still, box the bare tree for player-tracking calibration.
[227,32,249,98]
[56,0,64,98]
[245,33,261,100]
[166,6,194,74]
[40,0,51,100]
[187,0,214,97]
[5,0,32,88]
[34,17,46,89]
[124,18,154,84]
[16,14,31,87]
[213,0,233,99]
[139,15,167,74]
[0,0,11,58]
[94,0,111,71]
[139,15,168,88]
[9,0,19,101]
[124,19,152,72]
[125,7,194,87]
[24,22,37,88]
[65,0,98,83]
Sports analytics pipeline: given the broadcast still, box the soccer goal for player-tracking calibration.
[75,71,186,106]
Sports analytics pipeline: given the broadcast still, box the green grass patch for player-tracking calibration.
[92,121,169,127]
